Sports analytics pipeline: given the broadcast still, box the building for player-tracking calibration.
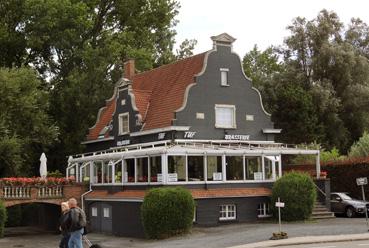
[66,33,323,237]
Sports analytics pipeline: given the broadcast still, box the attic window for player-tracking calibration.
[220,68,229,86]
[118,113,129,135]
[215,105,236,129]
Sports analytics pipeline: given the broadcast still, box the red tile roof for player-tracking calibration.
[85,187,271,200]
[87,53,206,140]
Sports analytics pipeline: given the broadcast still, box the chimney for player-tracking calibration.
[124,59,135,80]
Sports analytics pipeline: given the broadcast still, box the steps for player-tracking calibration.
[311,202,335,220]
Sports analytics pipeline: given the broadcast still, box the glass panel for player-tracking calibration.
[150,156,162,182]
[91,207,97,217]
[246,157,262,180]
[275,161,280,178]
[226,156,243,180]
[102,161,112,184]
[216,107,234,128]
[221,71,228,85]
[103,208,109,218]
[124,159,135,182]
[119,114,129,134]
[188,156,204,181]
[168,156,186,181]
[93,162,102,183]
[264,158,273,180]
[115,161,122,183]
[81,163,90,183]
[137,157,148,182]
[207,156,222,181]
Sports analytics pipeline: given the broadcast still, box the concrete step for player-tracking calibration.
[311,202,335,219]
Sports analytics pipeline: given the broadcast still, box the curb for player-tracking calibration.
[229,233,369,248]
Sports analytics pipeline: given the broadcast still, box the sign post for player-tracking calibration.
[275,197,285,234]
[356,177,369,231]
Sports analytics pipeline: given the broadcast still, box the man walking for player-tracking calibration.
[67,198,87,248]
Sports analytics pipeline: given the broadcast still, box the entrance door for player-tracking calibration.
[89,202,113,233]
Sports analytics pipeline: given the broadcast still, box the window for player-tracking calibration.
[264,157,273,180]
[257,203,271,217]
[245,157,262,180]
[168,156,186,181]
[207,156,222,181]
[220,68,229,86]
[150,156,162,182]
[219,204,236,220]
[118,113,129,135]
[137,157,148,182]
[103,207,110,218]
[226,156,243,180]
[215,105,236,128]
[91,207,98,217]
[124,158,135,182]
[188,156,204,181]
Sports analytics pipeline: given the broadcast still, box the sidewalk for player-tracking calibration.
[230,233,369,248]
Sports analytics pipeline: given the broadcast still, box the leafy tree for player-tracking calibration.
[176,39,197,59]
[349,131,369,158]
[0,200,6,238]
[0,0,186,172]
[0,67,58,176]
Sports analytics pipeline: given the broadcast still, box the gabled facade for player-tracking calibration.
[66,33,323,238]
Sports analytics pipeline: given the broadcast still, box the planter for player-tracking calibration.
[270,232,288,240]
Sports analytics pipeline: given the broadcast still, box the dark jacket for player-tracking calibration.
[67,207,87,232]
[59,212,70,235]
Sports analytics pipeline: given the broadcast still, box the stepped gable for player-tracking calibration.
[87,53,206,141]
[131,53,206,130]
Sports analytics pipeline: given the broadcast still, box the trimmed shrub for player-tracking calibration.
[5,205,22,227]
[141,187,195,239]
[0,201,7,238]
[271,172,316,221]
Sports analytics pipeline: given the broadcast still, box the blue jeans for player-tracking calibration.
[68,228,83,248]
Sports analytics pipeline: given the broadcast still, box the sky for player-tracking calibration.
[174,0,369,56]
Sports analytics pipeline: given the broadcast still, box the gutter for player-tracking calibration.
[81,184,92,212]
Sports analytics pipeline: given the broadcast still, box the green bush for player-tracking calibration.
[141,187,195,239]
[47,170,64,178]
[349,131,369,158]
[0,201,7,238]
[271,172,316,221]
[5,205,22,227]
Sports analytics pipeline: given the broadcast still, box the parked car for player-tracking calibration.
[330,192,369,217]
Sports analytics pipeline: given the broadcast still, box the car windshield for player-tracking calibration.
[340,193,352,200]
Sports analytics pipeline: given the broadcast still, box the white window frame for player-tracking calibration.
[91,207,98,217]
[215,104,236,129]
[118,112,129,135]
[257,203,271,218]
[219,204,236,221]
[220,68,229,86]
[103,207,110,218]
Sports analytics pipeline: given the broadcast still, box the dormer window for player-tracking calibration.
[220,68,229,86]
[118,113,129,135]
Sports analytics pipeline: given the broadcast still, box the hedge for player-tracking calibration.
[271,172,316,221]
[0,201,6,238]
[284,156,369,200]
[141,187,195,239]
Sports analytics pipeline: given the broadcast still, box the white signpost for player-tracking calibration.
[356,177,369,230]
[275,197,285,234]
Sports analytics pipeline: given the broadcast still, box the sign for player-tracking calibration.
[224,134,250,141]
[157,173,163,182]
[184,131,196,139]
[158,132,165,140]
[357,177,368,186]
[254,172,263,180]
[213,172,222,181]
[117,140,130,146]
[275,202,285,208]
[168,173,178,182]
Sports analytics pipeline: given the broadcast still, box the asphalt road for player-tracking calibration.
[1,217,369,248]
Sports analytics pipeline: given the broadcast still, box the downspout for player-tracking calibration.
[81,182,92,212]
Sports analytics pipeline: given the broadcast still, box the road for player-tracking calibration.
[1,217,369,248]
[278,240,369,248]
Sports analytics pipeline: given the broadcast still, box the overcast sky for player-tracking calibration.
[174,0,369,56]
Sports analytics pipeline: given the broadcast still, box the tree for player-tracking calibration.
[349,131,369,158]
[0,0,186,172]
[0,67,58,177]
[176,39,197,59]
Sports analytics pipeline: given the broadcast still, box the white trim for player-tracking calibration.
[118,112,129,135]
[263,128,282,134]
[81,137,114,145]
[215,104,236,129]
[220,68,229,72]
[127,87,139,112]
[85,198,143,202]
[130,126,190,137]
[219,204,236,221]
